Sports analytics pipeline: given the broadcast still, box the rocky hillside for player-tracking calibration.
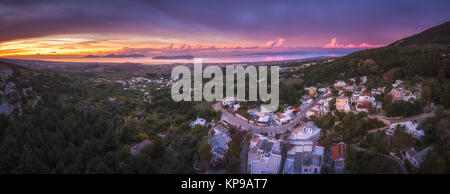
[0,61,42,116]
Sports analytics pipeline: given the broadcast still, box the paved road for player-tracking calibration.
[374,111,435,125]
[214,101,316,135]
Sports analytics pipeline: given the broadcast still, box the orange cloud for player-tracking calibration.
[324,38,384,49]
[265,38,285,48]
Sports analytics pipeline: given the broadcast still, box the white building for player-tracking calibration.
[334,80,346,89]
[248,135,283,174]
[283,144,324,174]
[289,121,321,142]
[190,117,207,128]
[387,121,424,138]
[221,96,236,107]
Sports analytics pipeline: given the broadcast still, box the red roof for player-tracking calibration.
[288,106,300,112]
[251,136,260,143]
[332,143,346,162]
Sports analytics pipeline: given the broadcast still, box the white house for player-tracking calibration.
[334,80,346,88]
[289,122,321,141]
[190,117,207,128]
[233,104,241,111]
[221,96,236,107]
[387,121,424,138]
[273,112,292,125]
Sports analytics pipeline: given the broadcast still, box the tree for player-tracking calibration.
[224,141,242,173]
[422,85,432,109]
[369,146,378,155]
[196,137,212,171]
[392,130,415,152]
[329,98,336,112]
[0,134,20,172]
[345,146,358,174]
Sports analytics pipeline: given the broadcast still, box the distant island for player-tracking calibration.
[152,55,195,60]
[83,54,146,58]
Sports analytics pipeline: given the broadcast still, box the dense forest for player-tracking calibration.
[0,63,222,173]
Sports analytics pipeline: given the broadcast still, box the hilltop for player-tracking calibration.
[389,21,450,47]
[301,21,449,107]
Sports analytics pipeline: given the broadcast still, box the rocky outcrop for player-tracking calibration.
[0,80,40,117]
[0,100,15,115]
[0,62,41,117]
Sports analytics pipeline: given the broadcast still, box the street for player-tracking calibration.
[214,100,317,135]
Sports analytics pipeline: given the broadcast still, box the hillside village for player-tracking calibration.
[181,74,439,174]
[93,76,176,104]
[0,0,449,178]
[0,21,449,174]
[0,52,447,174]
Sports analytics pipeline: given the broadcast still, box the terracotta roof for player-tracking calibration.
[332,143,346,162]
[288,106,300,112]
[251,136,260,143]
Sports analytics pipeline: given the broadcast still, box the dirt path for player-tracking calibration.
[351,144,407,174]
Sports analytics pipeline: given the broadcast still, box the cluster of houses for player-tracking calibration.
[218,75,429,173]
[305,78,381,114]
[390,80,417,102]
[95,76,164,103]
[119,76,174,91]
[97,76,178,104]
[120,77,153,102]
[330,78,382,113]
[222,97,301,127]
[306,97,332,118]
[248,121,327,174]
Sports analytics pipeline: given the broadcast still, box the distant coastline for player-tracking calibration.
[83,54,146,58]
[152,55,195,60]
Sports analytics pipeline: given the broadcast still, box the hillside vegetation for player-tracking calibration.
[302,21,450,108]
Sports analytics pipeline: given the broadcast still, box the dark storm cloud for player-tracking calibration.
[0,0,449,44]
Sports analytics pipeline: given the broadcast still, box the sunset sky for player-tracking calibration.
[0,0,449,63]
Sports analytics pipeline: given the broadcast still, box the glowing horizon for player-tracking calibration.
[0,0,449,61]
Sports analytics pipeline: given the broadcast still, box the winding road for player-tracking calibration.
[214,100,316,135]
